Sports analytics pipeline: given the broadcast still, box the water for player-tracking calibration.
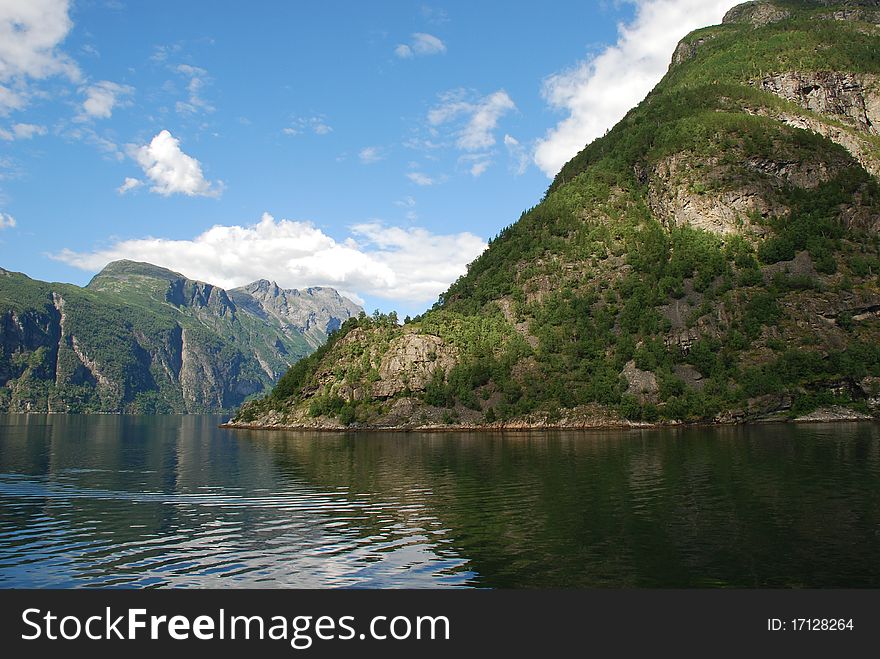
[0,414,878,588]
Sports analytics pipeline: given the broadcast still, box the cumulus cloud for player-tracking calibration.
[53,212,487,305]
[129,129,221,197]
[534,0,737,178]
[0,0,80,113]
[78,80,133,120]
[0,211,15,229]
[117,176,142,194]
[428,89,516,151]
[395,32,446,58]
[0,122,47,140]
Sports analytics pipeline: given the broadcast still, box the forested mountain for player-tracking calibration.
[0,260,361,413]
[231,0,880,429]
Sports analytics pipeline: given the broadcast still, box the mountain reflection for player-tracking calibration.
[1,416,878,587]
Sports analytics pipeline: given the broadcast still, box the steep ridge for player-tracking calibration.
[0,261,362,413]
[231,1,880,430]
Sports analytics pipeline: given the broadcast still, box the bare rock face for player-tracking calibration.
[671,35,715,66]
[817,6,880,25]
[859,376,880,409]
[647,143,857,237]
[744,106,880,180]
[229,280,362,348]
[761,250,819,283]
[755,72,880,135]
[372,332,458,398]
[621,360,659,404]
[723,2,791,27]
[647,154,783,236]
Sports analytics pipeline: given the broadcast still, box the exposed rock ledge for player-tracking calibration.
[793,406,875,422]
[221,410,878,433]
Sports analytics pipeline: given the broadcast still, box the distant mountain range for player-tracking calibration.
[0,260,362,413]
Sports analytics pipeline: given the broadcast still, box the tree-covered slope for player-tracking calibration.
[232,0,880,429]
[0,261,362,413]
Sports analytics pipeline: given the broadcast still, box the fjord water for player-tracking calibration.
[1,415,878,588]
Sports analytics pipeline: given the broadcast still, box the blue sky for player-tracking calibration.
[0,0,738,316]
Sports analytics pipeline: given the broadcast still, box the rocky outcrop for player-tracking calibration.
[647,154,784,235]
[373,332,458,398]
[166,279,234,317]
[671,35,716,66]
[724,0,880,27]
[744,106,880,180]
[723,1,791,27]
[755,72,880,135]
[794,405,875,422]
[621,360,660,404]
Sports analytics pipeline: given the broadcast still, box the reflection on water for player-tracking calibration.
[0,415,878,588]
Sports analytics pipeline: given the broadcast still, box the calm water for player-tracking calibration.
[0,414,878,588]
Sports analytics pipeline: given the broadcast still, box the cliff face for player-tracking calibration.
[231,0,880,430]
[228,280,361,349]
[0,262,362,413]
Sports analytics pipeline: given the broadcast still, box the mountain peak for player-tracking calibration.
[89,260,186,285]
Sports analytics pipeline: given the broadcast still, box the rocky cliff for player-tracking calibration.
[228,280,362,350]
[231,0,880,430]
[0,261,362,413]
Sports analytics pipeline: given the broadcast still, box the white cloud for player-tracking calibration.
[428,89,516,151]
[0,0,78,81]
[0,86,25,114]
[503,134,529,175]
[470,160,490,177]
[412,33,446,56]
[117,177,142,194]
[13,122,47,139]
[65,125,124,161]
[457,153,493,177]
[421,6,449,25]
[406,172,436,186]
[395,32,446,59]
[0,122,46,140]
[53,212,487,305]
[78,80,133,120]
[359,146,385,164]
[130,129,221,197]
[283,115,333,136]
[0,211,15,229]
[174,63,213,115]
[534,0,737,178]
[0,0,80,113]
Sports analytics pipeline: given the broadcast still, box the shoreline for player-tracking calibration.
[219,406,878,433]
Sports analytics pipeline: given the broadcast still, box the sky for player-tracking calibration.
[0,0,739,317]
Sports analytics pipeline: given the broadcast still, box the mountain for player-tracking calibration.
[231,0,880,430]
[0,260,361,413]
